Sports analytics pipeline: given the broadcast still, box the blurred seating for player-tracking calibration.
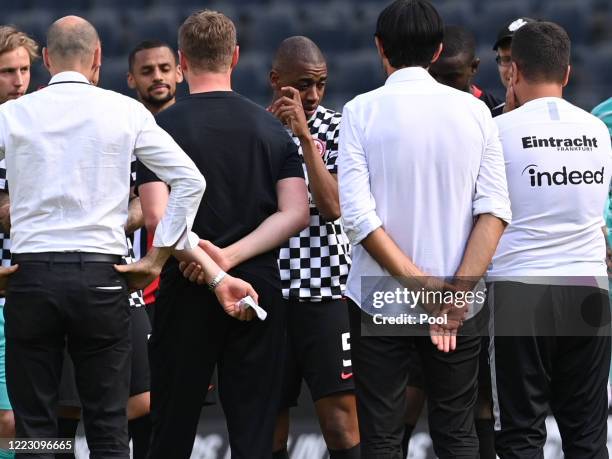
[232,53,270,102]
[237,4,301,53]
[5,10,54,46]
[86,9,126,57]
[122,7,181,54]
[2,0,610,111]
[472,0,533,47]
[329,50,384,97]
[98,56,131,95]
[539,1,590,44]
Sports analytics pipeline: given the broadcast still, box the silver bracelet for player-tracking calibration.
[208,270,227,291]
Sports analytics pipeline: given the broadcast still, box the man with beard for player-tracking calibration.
[127,40,181,314]
[128,40,183,115]
[125,40,184,458]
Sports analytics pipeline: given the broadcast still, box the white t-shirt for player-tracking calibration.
[488,97,612,280]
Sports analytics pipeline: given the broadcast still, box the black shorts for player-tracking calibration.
[59,305,152,407]
[282,298,354,407]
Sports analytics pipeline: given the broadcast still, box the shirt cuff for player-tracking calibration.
[473,198,512,224]
[152,218,199,250]
[343,212,382,246]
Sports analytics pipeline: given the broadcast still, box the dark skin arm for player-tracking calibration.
[269,86,340,221]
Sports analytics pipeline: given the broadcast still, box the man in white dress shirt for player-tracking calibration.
[0,16,257,458]
[337,1,511,457]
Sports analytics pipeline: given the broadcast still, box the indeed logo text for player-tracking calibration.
[522,164,605,187]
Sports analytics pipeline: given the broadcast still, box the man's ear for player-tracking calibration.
[269,69,279,90]
[92,42,102,70]
[230,45,239,70]
[510,61,519,87]
[42,47,51,71]
[430,42,443,64]
[179,50,188,75]
[562,64,570,87]
[175,64,184,84]
[471,57,480,76]
[374,35,385,60]
[127,71,135,89]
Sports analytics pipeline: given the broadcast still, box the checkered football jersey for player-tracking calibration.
[278,105,351,301]
[0,159,145,307]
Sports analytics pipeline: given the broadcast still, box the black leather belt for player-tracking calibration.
[12,252,122,264]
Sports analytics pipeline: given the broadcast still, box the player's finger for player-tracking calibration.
[181,261,195,276]
[188,265,202,283]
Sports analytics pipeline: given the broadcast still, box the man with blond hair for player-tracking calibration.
[0,24,38,459]
[137,10,309,459]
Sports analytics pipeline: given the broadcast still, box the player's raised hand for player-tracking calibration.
[269,86,310,138]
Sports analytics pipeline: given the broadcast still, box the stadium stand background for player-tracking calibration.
[5,0,612,112]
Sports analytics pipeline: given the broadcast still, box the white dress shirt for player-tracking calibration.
[488,97,612,280]
[338,67,512,308]
[0,71,205,255]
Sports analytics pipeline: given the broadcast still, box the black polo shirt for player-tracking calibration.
[137,91,304,288]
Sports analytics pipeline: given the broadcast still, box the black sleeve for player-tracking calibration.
[278,139,304,181]
[135,159,163,189]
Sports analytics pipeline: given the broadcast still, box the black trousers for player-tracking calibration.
[147,270,286,459]
[348,300,480,459]
[489,281,611,459]
[4,257,131,459]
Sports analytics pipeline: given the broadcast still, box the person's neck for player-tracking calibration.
[145,98,175,115]
[517,83,563,105]
[51,66,91,80]
[187,72,232,94]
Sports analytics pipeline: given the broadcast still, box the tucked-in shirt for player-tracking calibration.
[488,97,612,279]
[338,67,511,308]
[0,158,145,307]
[0,71,205,255]
[278,105,351,301]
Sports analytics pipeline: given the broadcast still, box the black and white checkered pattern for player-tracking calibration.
[0,159,145,307]
[278,106,351,301]
[124,237,146,308]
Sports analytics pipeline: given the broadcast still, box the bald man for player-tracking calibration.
[0,16,258,459]
[268,36,359,459]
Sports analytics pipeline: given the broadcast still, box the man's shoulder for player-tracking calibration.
[311,105,342,134]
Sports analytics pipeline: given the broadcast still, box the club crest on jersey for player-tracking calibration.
[313,138,326,157]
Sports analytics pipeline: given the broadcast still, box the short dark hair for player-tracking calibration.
[375,0,444,69]
[128,39,176,71]
[511,21,570,84]
[440,25,475,60]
